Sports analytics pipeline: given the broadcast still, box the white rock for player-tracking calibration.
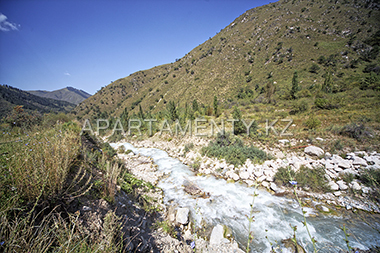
[328,181,340,191]
[240,171,250,180]
[353,157,368,166]
[270,182,285,194]
[254,170,263,178]
[325,152,332,158]
[338,160,351,169]
[315,137,324,141]
[229,172,240,181]
[304,146,324,157]
[279,139,290,144]
[334,191,342,196]
[350,181,361,191]
[325,162,334,170]
[210,224,224,245]
[321,205,329,212]
[245,180,256,187]
[82,206,92,211]
[336,180,348,191]
[262,181,270,188]
[257,175,266,182]
[176,208,189,225]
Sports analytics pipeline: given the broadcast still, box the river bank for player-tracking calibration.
[108,134,380,252]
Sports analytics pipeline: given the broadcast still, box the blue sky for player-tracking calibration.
[0,0,271,95]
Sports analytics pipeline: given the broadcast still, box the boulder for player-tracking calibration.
[270,182,285,194]
[176,208,189,225]
[254,170,263,178]
[325,162,334,170]
[239,171,250,180]
[183,181,210,198]
[229,172,240,181]
[304,146,324,157]
[328,181,339,191]
[352,157,368,166]
[337,160,351,169]
[210,224,225,245]
[336,180,348,191]
[350,181,362,191]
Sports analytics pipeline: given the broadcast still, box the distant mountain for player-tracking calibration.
[0,85,76,118]
[28,86,91,105]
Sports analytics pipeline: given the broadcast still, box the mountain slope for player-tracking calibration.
[74,0,380,120]
[0,85,76,118]
[28,86,91,105]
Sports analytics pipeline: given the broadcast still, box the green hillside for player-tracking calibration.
[28,86,91,105]
[0,85,76,118]
[74,0,380,148]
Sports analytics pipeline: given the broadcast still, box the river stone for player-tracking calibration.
[304,145,324,157]
[270,182,285,194]
[176,208,189,225]
[321,205,329,212]
[350,181,361,191]
[325,162,334,170]
[338,160,351,169]
[210,224,224,245]
[353,157,368,166]
[254,170,263,178]
[328,181,339,191]
[239,171,250,180]
[337,180,348,191]
[229,172,240,181]
[257,175,266,182]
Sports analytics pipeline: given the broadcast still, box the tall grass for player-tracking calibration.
[1,123,81,211]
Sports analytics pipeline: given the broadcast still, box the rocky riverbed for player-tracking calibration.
[108,134,380,252]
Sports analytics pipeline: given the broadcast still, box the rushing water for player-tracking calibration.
[111,142,380,252]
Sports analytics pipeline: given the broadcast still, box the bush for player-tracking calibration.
[274,166,330,193]
[339,122,372,141]
[290,98,309,114]
[314,98,339,110]
[201,133,270,166]
[304,117,321,130]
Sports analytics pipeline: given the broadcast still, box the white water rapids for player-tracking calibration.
[111,142,380,252]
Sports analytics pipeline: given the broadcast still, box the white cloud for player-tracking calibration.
[0,13,20,32]
[64,72,71,76]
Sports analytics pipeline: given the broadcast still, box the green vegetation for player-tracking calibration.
[0,85,75,118]
[274,166,330,193]
[0,107,160,252]
[201,133,270,166]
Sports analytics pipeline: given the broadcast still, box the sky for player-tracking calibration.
[0,0,271,95]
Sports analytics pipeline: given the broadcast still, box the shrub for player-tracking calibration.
[314,98,339,110]
[274,166,330,193]
[339,122,372,141]
[309,64,320,74]
[304,117,321,130]
[201,133,270,166]
[290,98,309,114]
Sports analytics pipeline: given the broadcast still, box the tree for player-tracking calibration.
[322,69,333,93]
[266,79,276,103]
[192,99,199,112]
[138,104,144,119]
[290,71,299,99]
[213,95,218,116]
[232,106,245,135]
[120,107,129,124]
[166,100,178,121]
